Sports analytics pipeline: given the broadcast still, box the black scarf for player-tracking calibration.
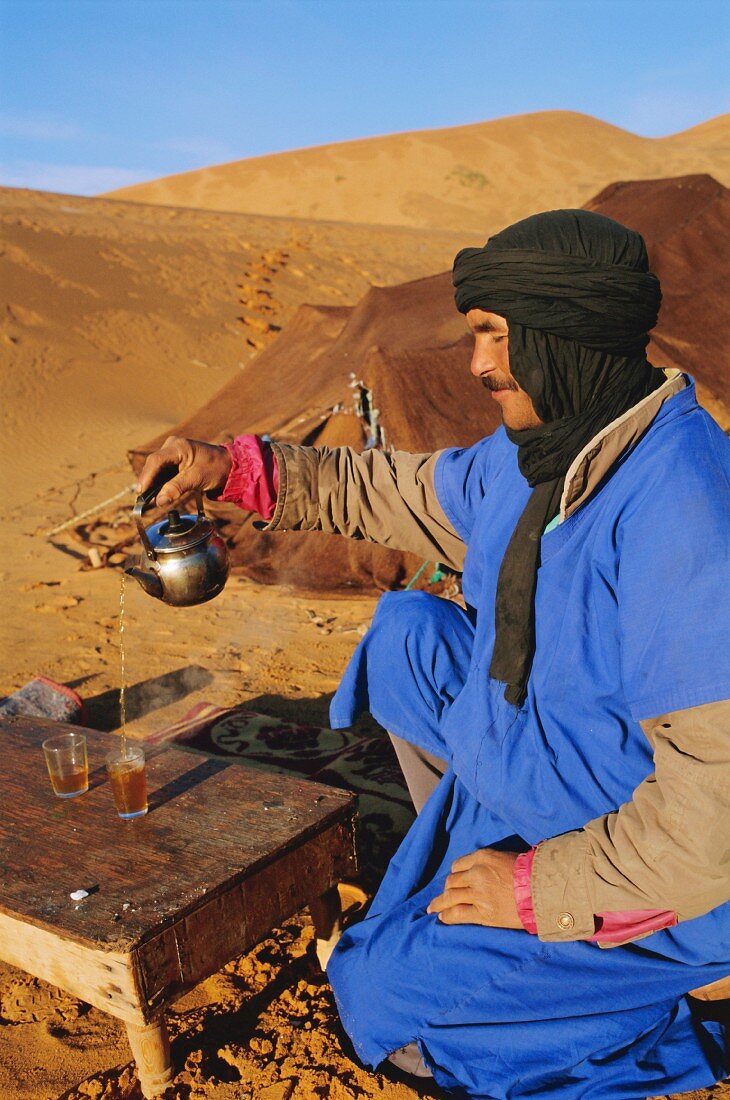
[452,210,662,707]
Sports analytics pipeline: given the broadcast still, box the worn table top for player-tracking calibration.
[0,716,356,952]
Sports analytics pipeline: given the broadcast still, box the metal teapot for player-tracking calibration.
[125,488,229,606]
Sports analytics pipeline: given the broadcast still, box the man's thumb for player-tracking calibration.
[156,473,194,507]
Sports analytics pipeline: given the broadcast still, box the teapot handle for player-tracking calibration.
[132,486,160,562]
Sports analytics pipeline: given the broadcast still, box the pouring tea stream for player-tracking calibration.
[121,489,229,756]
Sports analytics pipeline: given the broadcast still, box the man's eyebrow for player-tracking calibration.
[471,320,506,333]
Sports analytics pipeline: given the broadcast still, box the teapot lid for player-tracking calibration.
[145,509,213,554]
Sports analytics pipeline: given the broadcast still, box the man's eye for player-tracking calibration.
[494,335,507,343]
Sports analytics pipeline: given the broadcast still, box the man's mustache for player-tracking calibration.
[480,374,519,393]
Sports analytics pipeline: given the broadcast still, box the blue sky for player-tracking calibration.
[1,0,728,195]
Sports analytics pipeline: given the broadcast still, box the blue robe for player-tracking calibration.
[327,380,730,1098]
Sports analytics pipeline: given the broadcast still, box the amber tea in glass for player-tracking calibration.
[106,744,148,819]
[42,732,88,798]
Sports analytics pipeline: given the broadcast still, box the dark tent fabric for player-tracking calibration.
[585,174,730,418]
[129,174,729,593]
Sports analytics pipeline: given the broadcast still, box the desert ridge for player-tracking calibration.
[106,110,730,233]
[0,185,467,517]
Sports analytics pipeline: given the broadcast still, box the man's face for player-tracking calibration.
[466,308,543,430]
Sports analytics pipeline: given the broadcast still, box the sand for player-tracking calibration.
[1,109,729,1098]
[0,908,423,1100]
[107,110,730,234]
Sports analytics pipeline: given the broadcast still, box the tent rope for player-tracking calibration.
[44,483,137,538]
[404,560,430,590]
[404,560,447,590]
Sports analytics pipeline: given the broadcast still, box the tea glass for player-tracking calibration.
[106,744,148,819]
[42,732,89,798]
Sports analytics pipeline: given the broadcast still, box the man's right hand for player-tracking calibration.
[137,436,233,508]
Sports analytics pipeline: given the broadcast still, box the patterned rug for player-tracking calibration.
[147,703,414,890]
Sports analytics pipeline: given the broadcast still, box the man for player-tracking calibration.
[139,210,730,1098]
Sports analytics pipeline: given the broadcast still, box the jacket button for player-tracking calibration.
[557,912,575,930]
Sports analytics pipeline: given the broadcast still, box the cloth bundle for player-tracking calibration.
[0,676,84,724]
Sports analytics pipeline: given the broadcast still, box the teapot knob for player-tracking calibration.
[165,510,187,534]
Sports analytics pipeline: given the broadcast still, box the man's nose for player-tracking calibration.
[470,343,495,379]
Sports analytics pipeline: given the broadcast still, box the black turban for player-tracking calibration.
[452,209,662,707]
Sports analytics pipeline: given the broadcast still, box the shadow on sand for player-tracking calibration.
[75,664,214,731]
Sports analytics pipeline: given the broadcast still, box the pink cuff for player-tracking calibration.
[512,846,677,942]
[513,849,538,934]
[219,435,279,520]
[589,909,677,944]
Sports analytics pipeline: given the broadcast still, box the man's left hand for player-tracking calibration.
[427,849,522,929]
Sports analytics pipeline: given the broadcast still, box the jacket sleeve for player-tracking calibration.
[260,442,466,572]
[528,698,730,945]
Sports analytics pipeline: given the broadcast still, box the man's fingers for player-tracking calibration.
[435,904,480,926]
[136,437,191,497]
[444,868,474,891]
[426,892,445,914]
[450,851,483,874]
[137,455,177,496]
[137,446,183,494]
[156,470,199,507]
[427,886,473,914]
[451,847,514,875]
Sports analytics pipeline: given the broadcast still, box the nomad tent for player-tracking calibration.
[129,174,729,593]
[129,273,502,591]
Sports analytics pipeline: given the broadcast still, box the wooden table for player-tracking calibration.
[0,716,357,1097]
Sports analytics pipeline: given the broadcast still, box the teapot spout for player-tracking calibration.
[125,567,163,601]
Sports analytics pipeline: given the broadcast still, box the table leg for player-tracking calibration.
[310,884,343,970]
[125,1016,174,1098]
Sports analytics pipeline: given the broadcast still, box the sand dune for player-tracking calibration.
[0,186,465,515]
[107,110,730,233]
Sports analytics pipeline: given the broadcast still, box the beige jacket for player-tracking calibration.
[262,370,730,946]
